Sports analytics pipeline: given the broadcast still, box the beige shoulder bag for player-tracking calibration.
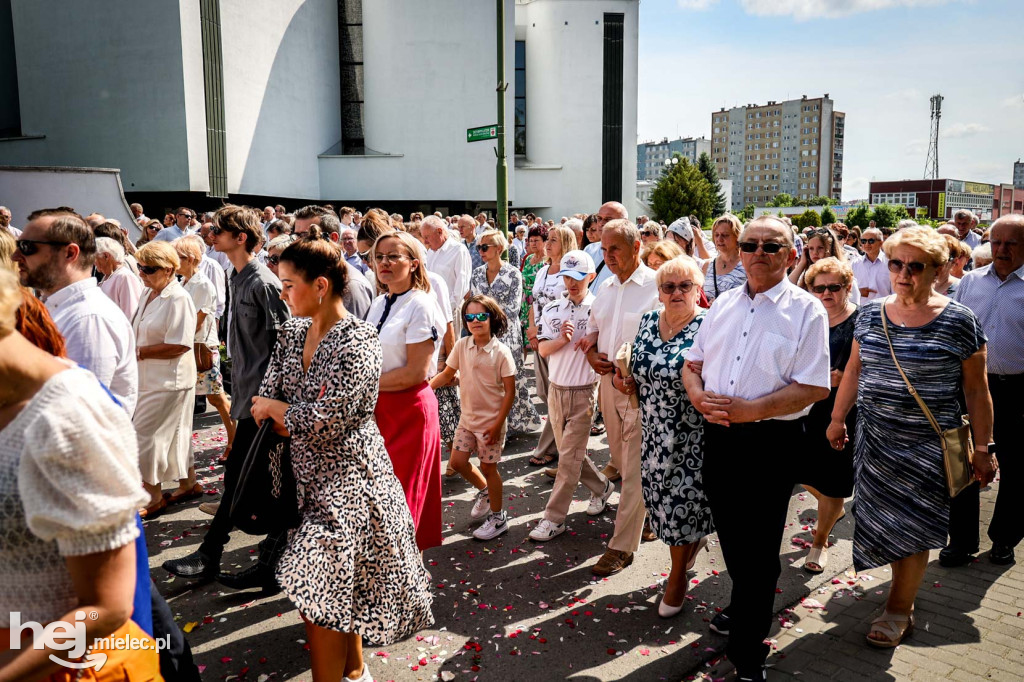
[880,298,975,497]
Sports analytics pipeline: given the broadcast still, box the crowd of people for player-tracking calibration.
[0,197,1020,682]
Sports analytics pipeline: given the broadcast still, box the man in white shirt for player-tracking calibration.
[512,225,527,256]
[1,206,21,237]
[340,227,368,274]
[953,209,982,251]
[177,234,227,318]
[260,206,276,232]
[95,236,143,320]
[474,212,489,237]
[12,208,138,414]
[422,215,472,332]
[581,219,659,577]
[851,228,890,301]
[683,216,830,682]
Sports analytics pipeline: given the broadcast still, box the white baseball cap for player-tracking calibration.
[667,217,693,242]
[555,250,596,280]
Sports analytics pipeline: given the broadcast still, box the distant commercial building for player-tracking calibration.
[869,179,996,221]
[1014,159,1024,190]
[993,183,1024,219]
[0,0,639,220]
[636,136,711,181]
[711,94,844,211]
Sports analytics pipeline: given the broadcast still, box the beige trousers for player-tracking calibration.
[543,382,607,525]
[532,351,558,457]
[599,372,646,553]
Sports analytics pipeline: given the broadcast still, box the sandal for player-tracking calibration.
[164,483,204,505]
[218,444,232,463]
[866,611,914,648]
[139,498,167,520]
[804,546,828,574]
[686,536,710,572]
[529,452,557,467]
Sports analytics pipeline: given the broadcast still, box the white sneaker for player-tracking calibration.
[529,518,565,542]
[587,479,615,516]
[345,662,372,681]
[473,511,508,540]
[470,488,491,520]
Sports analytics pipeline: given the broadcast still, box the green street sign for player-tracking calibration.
[467,125,498,143]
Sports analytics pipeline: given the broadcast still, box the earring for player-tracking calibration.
[318,295,322,306]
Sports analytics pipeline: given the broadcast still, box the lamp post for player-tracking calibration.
[663,156,679,174]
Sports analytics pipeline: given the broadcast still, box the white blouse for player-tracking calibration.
[183,270,220,346]
[531,263,566,321]
[132,279,198,392]
[0,368,147,625]
[367,289,443,375]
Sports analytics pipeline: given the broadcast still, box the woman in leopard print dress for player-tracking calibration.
[252,237,433,682]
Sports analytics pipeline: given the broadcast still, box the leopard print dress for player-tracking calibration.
[258,316,434,643]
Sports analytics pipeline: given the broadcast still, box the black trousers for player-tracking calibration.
[199,417,286,568]
[947,373,1024,551]
[702,420,800,674]
[151,579,202,682]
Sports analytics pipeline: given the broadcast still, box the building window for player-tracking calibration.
[514,40,526,156]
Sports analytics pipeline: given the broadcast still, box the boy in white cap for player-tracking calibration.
[530,250,614,541]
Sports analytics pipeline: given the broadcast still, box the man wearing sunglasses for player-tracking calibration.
[153,207,193,243]
[851,227,891,301]
[13,208,138,414]
[682,216,830,682]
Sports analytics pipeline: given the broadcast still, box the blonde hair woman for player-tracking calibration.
[366,231,445,551]
[701,214,745,304]
[641,239,684,270]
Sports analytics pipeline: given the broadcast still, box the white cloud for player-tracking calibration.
[1001,93,1024,108]
[739,0,958,21]
[676,0,719,9]
[941,122,989,139]
[904,139,928,155]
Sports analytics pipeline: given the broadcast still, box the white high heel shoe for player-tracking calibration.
[345,663,373,682]
[658,595,684,618]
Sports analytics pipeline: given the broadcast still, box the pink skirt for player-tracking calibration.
[375,382,443,550]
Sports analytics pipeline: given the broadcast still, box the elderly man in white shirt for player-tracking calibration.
[683,216,830,682]
[183,234,228,318]
[12,209,138,414]
[95,236,143,320]
[581,219,660,578]
[0,206,20,237]
[851,227,890,301]
[421,214,472,332]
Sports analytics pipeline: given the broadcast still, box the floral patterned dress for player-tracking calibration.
[471,262,541,433]
[630,309,714,545]
[258,316,434,642]
[520,255,544,337]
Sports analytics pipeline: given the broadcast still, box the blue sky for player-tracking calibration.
[637,0,1024,201]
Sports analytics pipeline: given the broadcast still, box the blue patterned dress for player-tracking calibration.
[631,309,714,545]
[852,299,986,570]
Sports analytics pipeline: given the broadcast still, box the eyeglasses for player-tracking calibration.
[738,241,786,254]
[176,212,192,218]
[374,253,408,264]
[464,312,491,322]
[476,243,496,252]
[210,225,231,236]
[659,281,695,295]
[358,250,370,262]
[16,239,71,256]
[811,283,845,294]
[887,259,928,275]
[268,255,281,266]
[138,264,163,275]
[861,238,879,245]
[641,230,658,237]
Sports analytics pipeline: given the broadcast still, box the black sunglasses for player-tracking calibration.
[268,255,281,266]
[476,243,497,252]
[738,241,785,254]
[16,239,70,256]
[811,283,844,294]
[138,264,163,275]
[357,250,371,262]
[641,230,658,237]
[464,312,491,322]
[888,259,927,275]
[659,281,694,295]
[210,225,229,235]
[861,238,879,245]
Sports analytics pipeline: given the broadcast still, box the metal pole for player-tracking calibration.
[495,0,509,245]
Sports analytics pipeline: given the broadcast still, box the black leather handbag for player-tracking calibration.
[230,421,300,534]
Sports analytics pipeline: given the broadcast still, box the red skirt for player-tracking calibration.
[375,382,443,551]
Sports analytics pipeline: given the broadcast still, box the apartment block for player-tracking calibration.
[636,136,711,181]
[711,94,844,211]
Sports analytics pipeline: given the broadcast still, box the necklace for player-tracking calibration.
[662,310,695,337]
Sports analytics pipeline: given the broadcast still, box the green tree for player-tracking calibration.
[872,204,898,228]
[649,155,715,227]
[845,203,872,228]
[893,205,911,222]
[768,193,794,208]
[820,206,837,225]
[697,152,727,217]
[738,204,756,222]
[794,209,822,229]
[810,195,832,206]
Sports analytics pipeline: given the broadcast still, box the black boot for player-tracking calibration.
[162,551,219,580]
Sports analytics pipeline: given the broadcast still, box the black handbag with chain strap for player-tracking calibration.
[230,421,300,534]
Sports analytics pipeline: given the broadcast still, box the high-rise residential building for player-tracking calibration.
[711,94,844,211]
[636,136,711,181]
[1014,159,1024,190]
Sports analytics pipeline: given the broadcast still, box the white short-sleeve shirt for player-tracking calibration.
[367,289,443,375]
[132,279,198,391]
[531,264,566,320]
[183,270,219,346]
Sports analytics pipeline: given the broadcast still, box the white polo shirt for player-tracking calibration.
[588,263,660,358]
[538,291,598,387]
[851,253,891,302]
[367,289,443,375]
[688,277,830,420]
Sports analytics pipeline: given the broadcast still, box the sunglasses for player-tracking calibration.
[138,264,163,275]
[358,250,370,262]
[476,243,497,252]
[811,283,845,294]
[374,253,408,264]
[861,238,879,245]
[268,255,281,266]
[641,230,658,237]
[16,239,70,256]
[887,259,928,275]
[464,312,491,322]
[659,281,695,295]
[210,225,231,235]
[738,241,786,254]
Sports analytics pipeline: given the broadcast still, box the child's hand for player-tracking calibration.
[484,422,503,445]
[559,320,575,343]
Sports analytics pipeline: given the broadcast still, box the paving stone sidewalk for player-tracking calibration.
[688,480,1023,682]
